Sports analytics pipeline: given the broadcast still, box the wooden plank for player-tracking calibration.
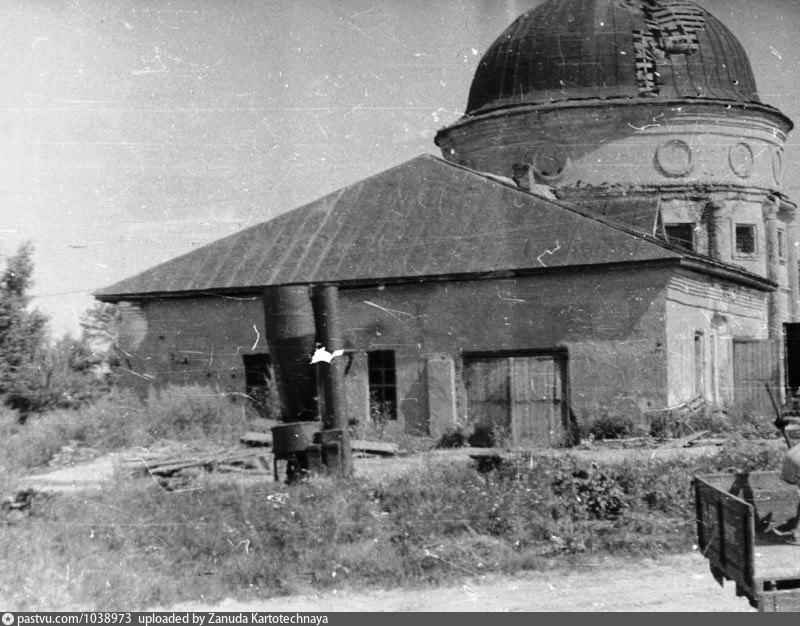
[139,460,208,474]
[688,438,726,447]
[759,589,800,612]
[240,431,272,446]
[123,447,275,476]
[694,477,756,596]
[351,440,399,456]
[660,430,708,449]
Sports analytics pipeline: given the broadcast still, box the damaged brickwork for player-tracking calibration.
[633,0,707,94]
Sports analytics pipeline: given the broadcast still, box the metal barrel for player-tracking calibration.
[263,285,318,422]
[271,421,319,456]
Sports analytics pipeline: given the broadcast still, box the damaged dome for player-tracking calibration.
[466,0,760,115]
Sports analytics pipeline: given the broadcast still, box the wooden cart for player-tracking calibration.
[693,471,800,611]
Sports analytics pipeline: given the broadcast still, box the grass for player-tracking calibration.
[0,385,249,472]
[0,436,789,610]
[0,388,791,609]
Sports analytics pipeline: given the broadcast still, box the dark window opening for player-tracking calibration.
[368,350,397,421]
[735,224,756,255]
[694,331,705,397]
[242,354,277,418]
[664,223,695,252]
[786,323,800,392]
[778,229,786,260]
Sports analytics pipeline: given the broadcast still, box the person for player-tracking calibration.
[766,415,800,544]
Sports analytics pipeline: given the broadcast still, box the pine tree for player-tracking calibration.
[0,243,49,416]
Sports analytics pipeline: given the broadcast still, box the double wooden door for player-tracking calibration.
[464,354,567,447]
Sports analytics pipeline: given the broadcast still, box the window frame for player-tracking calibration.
[367,350,398,421]
[734,223,758,257]
[663,222,696,252]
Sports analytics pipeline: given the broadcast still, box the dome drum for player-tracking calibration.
[438,99,789,191]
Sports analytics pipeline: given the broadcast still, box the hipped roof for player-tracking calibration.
[95,154,772,300]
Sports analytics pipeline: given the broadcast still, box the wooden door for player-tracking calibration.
[510,355,565,446]
[465,354,566,447]
[733,339,779,415]
[464,357,511,433]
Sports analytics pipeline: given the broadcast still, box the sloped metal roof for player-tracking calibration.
[95,154,763,300]
[467,0,761,115]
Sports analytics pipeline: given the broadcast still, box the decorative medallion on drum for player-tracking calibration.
[728,142,754,178]
[655,140,692,177]
[532,145,568,181]
[773,149,783,186]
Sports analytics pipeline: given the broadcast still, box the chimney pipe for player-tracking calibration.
[311,284,352,477]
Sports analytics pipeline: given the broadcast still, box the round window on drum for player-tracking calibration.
[773,149,783,186]
[728,142,754,178]
[655,140,692,178]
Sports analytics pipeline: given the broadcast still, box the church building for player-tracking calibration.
[96,0,798,445]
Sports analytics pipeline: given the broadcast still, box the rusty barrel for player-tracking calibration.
[271,421,319,458]
[263,285,317,422]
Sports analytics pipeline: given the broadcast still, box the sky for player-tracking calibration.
[0,0,799,337]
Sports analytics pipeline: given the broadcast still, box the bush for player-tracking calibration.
[4,336,114,418]
[588,414,635,440]
[551,466,630,520]
[435,426,468,449]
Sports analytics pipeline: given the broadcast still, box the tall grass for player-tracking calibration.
[0,385,248,472]
[0,439,788,610]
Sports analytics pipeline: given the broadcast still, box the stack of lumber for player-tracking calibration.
[351,440,400,456]
[118,448,271,478]
[240,431,401,457]
[241,431,272,447]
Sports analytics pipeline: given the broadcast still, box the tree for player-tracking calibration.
[0,243,49,415]
[78,301,122,381]
[0,245,118,419]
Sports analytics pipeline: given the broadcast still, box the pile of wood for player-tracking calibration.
[118,448,271,479]
[240,430,401,457]
[659,430,726,449]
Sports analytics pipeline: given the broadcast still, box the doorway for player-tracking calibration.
[785,323,800,395]
[463,351,568,447]
[732,339,780,414]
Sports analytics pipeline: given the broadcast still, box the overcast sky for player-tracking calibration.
[1,0,798,336]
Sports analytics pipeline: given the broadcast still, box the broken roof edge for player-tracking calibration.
[94,254,775,305]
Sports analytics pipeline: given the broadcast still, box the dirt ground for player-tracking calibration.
[14,439,733,493]
[164,552,754,612]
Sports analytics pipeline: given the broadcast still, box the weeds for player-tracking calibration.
[0,406,792,609]
[435,426,468,449]
[0,385,248,472]
[0,437,790,609]
[587,414,636,441]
